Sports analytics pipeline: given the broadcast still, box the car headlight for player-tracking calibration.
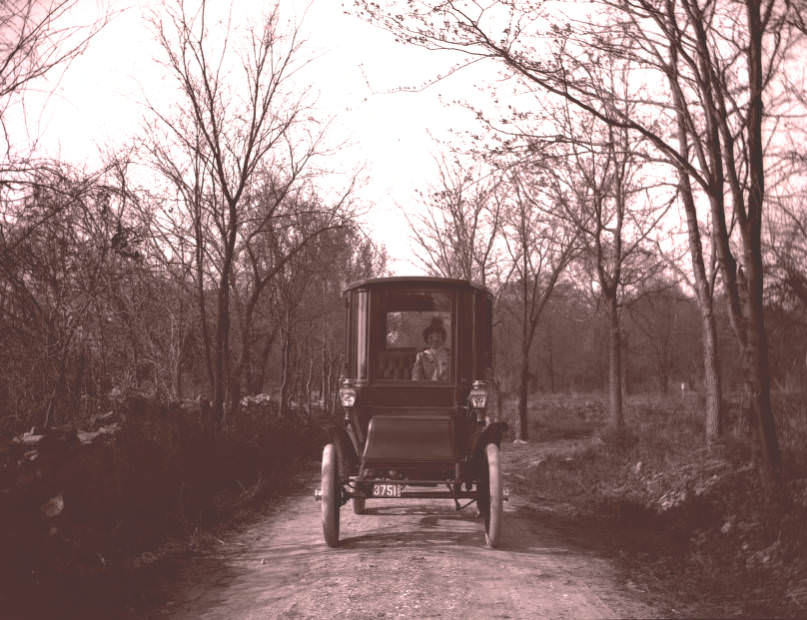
[339,382,357,408]
[468,380,488,409]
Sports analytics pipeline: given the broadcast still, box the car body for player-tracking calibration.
[316,276,507,547]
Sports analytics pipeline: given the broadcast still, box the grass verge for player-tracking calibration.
[504,392,807,618]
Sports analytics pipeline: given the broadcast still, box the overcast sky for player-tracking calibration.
[14,0,498,274]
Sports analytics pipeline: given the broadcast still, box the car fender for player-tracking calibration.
[471,421,508,464]
[324,422,360,480]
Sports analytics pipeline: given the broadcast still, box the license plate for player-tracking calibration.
[372,483,404,497]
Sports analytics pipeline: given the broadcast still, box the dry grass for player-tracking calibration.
[505,391,807,618]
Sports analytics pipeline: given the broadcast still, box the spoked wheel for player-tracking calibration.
[321,444,340,547]
[352,496,366,515]
[478,442,503,548]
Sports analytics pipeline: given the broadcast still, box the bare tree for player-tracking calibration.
[232,185,352,415]
[356,0,801,481]
[655,174,724,441]
[624,0,793,472]
[537,91,669,436]
[0,160,146,428]
[503,167,578,440]
[765,189,807,390]
[767,190,807,311]
[625,277,691,394]
[146,0,341,423]
[0,1,108,275]
[0,0,107,153]
[409,155,503,286]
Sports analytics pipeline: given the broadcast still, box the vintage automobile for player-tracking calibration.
[315,276,507,548]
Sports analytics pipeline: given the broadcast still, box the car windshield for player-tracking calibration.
[377,289,452,382]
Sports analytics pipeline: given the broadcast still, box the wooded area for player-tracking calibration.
[0,0,806,489]
[358,0,807,487]
[0,1,807,615]
[0,1,385,437]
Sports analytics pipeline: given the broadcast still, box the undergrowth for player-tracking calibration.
[508,392,807,618]
[0,395,326,619]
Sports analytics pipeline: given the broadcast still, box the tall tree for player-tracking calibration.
[0,161,146,427]
[356,0,801,481]
[0,0,108,272]
[539,92,668,436]
[227,174,353,415]
[503,167,578,440]
[625,278,694,394]
[409,155,503,286]
[146,0,339,423]
[0,0,107,152]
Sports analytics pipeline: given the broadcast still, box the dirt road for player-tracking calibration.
[152,446,659,620]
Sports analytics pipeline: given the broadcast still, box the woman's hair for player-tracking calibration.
[422,316,447,342]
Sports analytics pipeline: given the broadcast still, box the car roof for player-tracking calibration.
[343,276,492,296]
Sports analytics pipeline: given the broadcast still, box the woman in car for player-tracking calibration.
[411,317,450,381]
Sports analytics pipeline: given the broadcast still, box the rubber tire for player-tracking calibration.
[321,444,340,547]
[484,443,503,548]
[352,496,366,515]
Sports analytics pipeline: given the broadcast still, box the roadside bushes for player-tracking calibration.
[0,395,326,613]
[510,392,807,617]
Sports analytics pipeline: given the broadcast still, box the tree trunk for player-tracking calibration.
[279,312,292,417]
[701,305,722,442]
[546,322,555,393]
[176,354,184,401]
[742,0,780,482]
[214,279,230,424]
[669,48,724,445]
[607,291,624,436]
[742,244,781,480]
[658,358,669,395]
[253,329,278,394]
[517,273,531,441]
[228,323,253,417]
[193,209,214,397]
[686,207,724,444]
[321,337,328,412]
[227,371,240,416]
[305,356,314,420]
[244,347,257,396]
[43,343,70,428]
[517,340,530,441]
[621,330,629,397]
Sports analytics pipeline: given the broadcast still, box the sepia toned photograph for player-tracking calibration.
[1,0,806,617]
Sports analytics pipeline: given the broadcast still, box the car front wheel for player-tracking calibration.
[482,442,502,548]
[321,444,340,547]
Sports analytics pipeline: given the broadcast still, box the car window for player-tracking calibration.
[385,310,451,349]
[355,290,368,379]
[378,290,452,382]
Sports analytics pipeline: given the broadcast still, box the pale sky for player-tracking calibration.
[13,0,496,274]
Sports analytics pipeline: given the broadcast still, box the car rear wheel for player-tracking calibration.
[483,442,502,548]
[321,444,340,547]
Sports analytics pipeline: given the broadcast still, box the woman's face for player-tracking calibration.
[426,331,445,349]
